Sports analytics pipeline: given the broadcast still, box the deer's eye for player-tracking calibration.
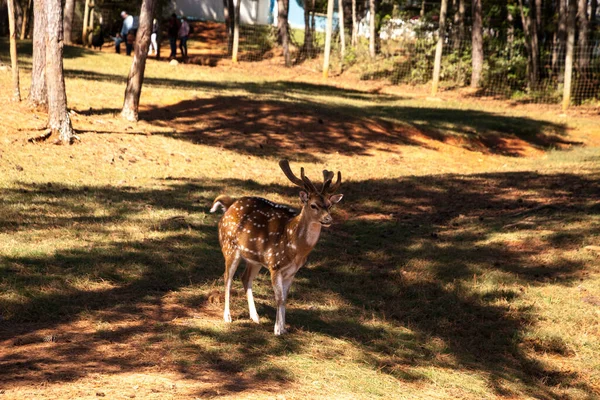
[310,204,318,210]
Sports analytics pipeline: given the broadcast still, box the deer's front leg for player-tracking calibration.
[271,268,296,335]
[271,271,287,335]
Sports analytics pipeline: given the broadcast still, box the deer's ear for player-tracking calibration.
[329,194,344,204]
[299,191,309,204]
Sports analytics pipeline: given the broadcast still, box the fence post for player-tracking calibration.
[562,0,576,111]
[232,0,241,63]
[431,0,448,96]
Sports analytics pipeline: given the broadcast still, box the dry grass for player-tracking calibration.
[0,37,600,399]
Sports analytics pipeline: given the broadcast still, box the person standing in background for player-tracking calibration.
[167,14,181,60]
[178,17,190,62]
[149,18,159,56]
[115,11,133,54]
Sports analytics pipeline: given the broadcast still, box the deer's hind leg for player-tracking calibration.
[241,261,263,323]
[223,250,241,323]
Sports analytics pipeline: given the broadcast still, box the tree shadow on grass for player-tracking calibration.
[63,67,400,102]
[134,96,571,161]
[1,169,598,397]
[0,40,104,68]
[136,96,427,162]
[365,105,576,154]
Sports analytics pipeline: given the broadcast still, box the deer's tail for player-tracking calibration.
[210,195,236,213]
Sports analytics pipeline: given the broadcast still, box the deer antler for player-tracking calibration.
[279,160,304,188]
[280,160,318,193]
[322,170,342,194]
[327,171,342,194]
[300,168,318,192]
[321,170,335,193]
[280,160,340,194]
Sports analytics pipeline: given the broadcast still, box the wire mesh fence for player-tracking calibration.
[1,17,598,107]
[190,19,600,107]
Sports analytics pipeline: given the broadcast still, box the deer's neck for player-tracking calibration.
[288,209,322,252]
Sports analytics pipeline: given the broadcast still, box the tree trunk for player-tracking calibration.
[223,0,234,55]
[451,0,457,42]
[532,0,540,83]
[452,0,465,49]
[351,0,357,46]
[518,0,539,88]
[591,0,598,32]
[45,0,74,144]
[323,0,334,78]
[232,0,241,62]
[563,0,577,110]
[535,0,542,36]
[87,7,95,46]
[302,0,314,57]
[432,0,448,95]
[369,0,375,58]
[121,0,156,122]
[471,0,483,88]
[531,0,540,75]
[7,0,21,101]
[20,0,32,40]
[338,0,345,62]
[507,5,514,57]
[89,7,95,33]
[63,0,75,44]
[311,3,316,44]
[553,0,567,77]
[577,0,589,75]
[277,0,291,66]
[82,0,90,46]
[13,0,23,38]
[29,0,47,107]
[518,0,533,84]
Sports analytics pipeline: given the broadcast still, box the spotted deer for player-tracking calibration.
[210,160,343,335]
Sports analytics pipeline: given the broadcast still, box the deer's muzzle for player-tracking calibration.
[320,215,333,227]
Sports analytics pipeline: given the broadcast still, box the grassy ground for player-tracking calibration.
[1,38,600,399]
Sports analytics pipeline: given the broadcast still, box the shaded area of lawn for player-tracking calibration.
[1,168,599,397]
[75,90,570,159]
[137,96,570,159]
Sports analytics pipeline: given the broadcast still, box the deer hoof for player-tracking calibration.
[274,326,287,336]
[223,313,232,323]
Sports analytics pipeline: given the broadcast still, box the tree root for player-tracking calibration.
[27,130,80,144]
[27,129,52,143]
[509,204,558,218]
